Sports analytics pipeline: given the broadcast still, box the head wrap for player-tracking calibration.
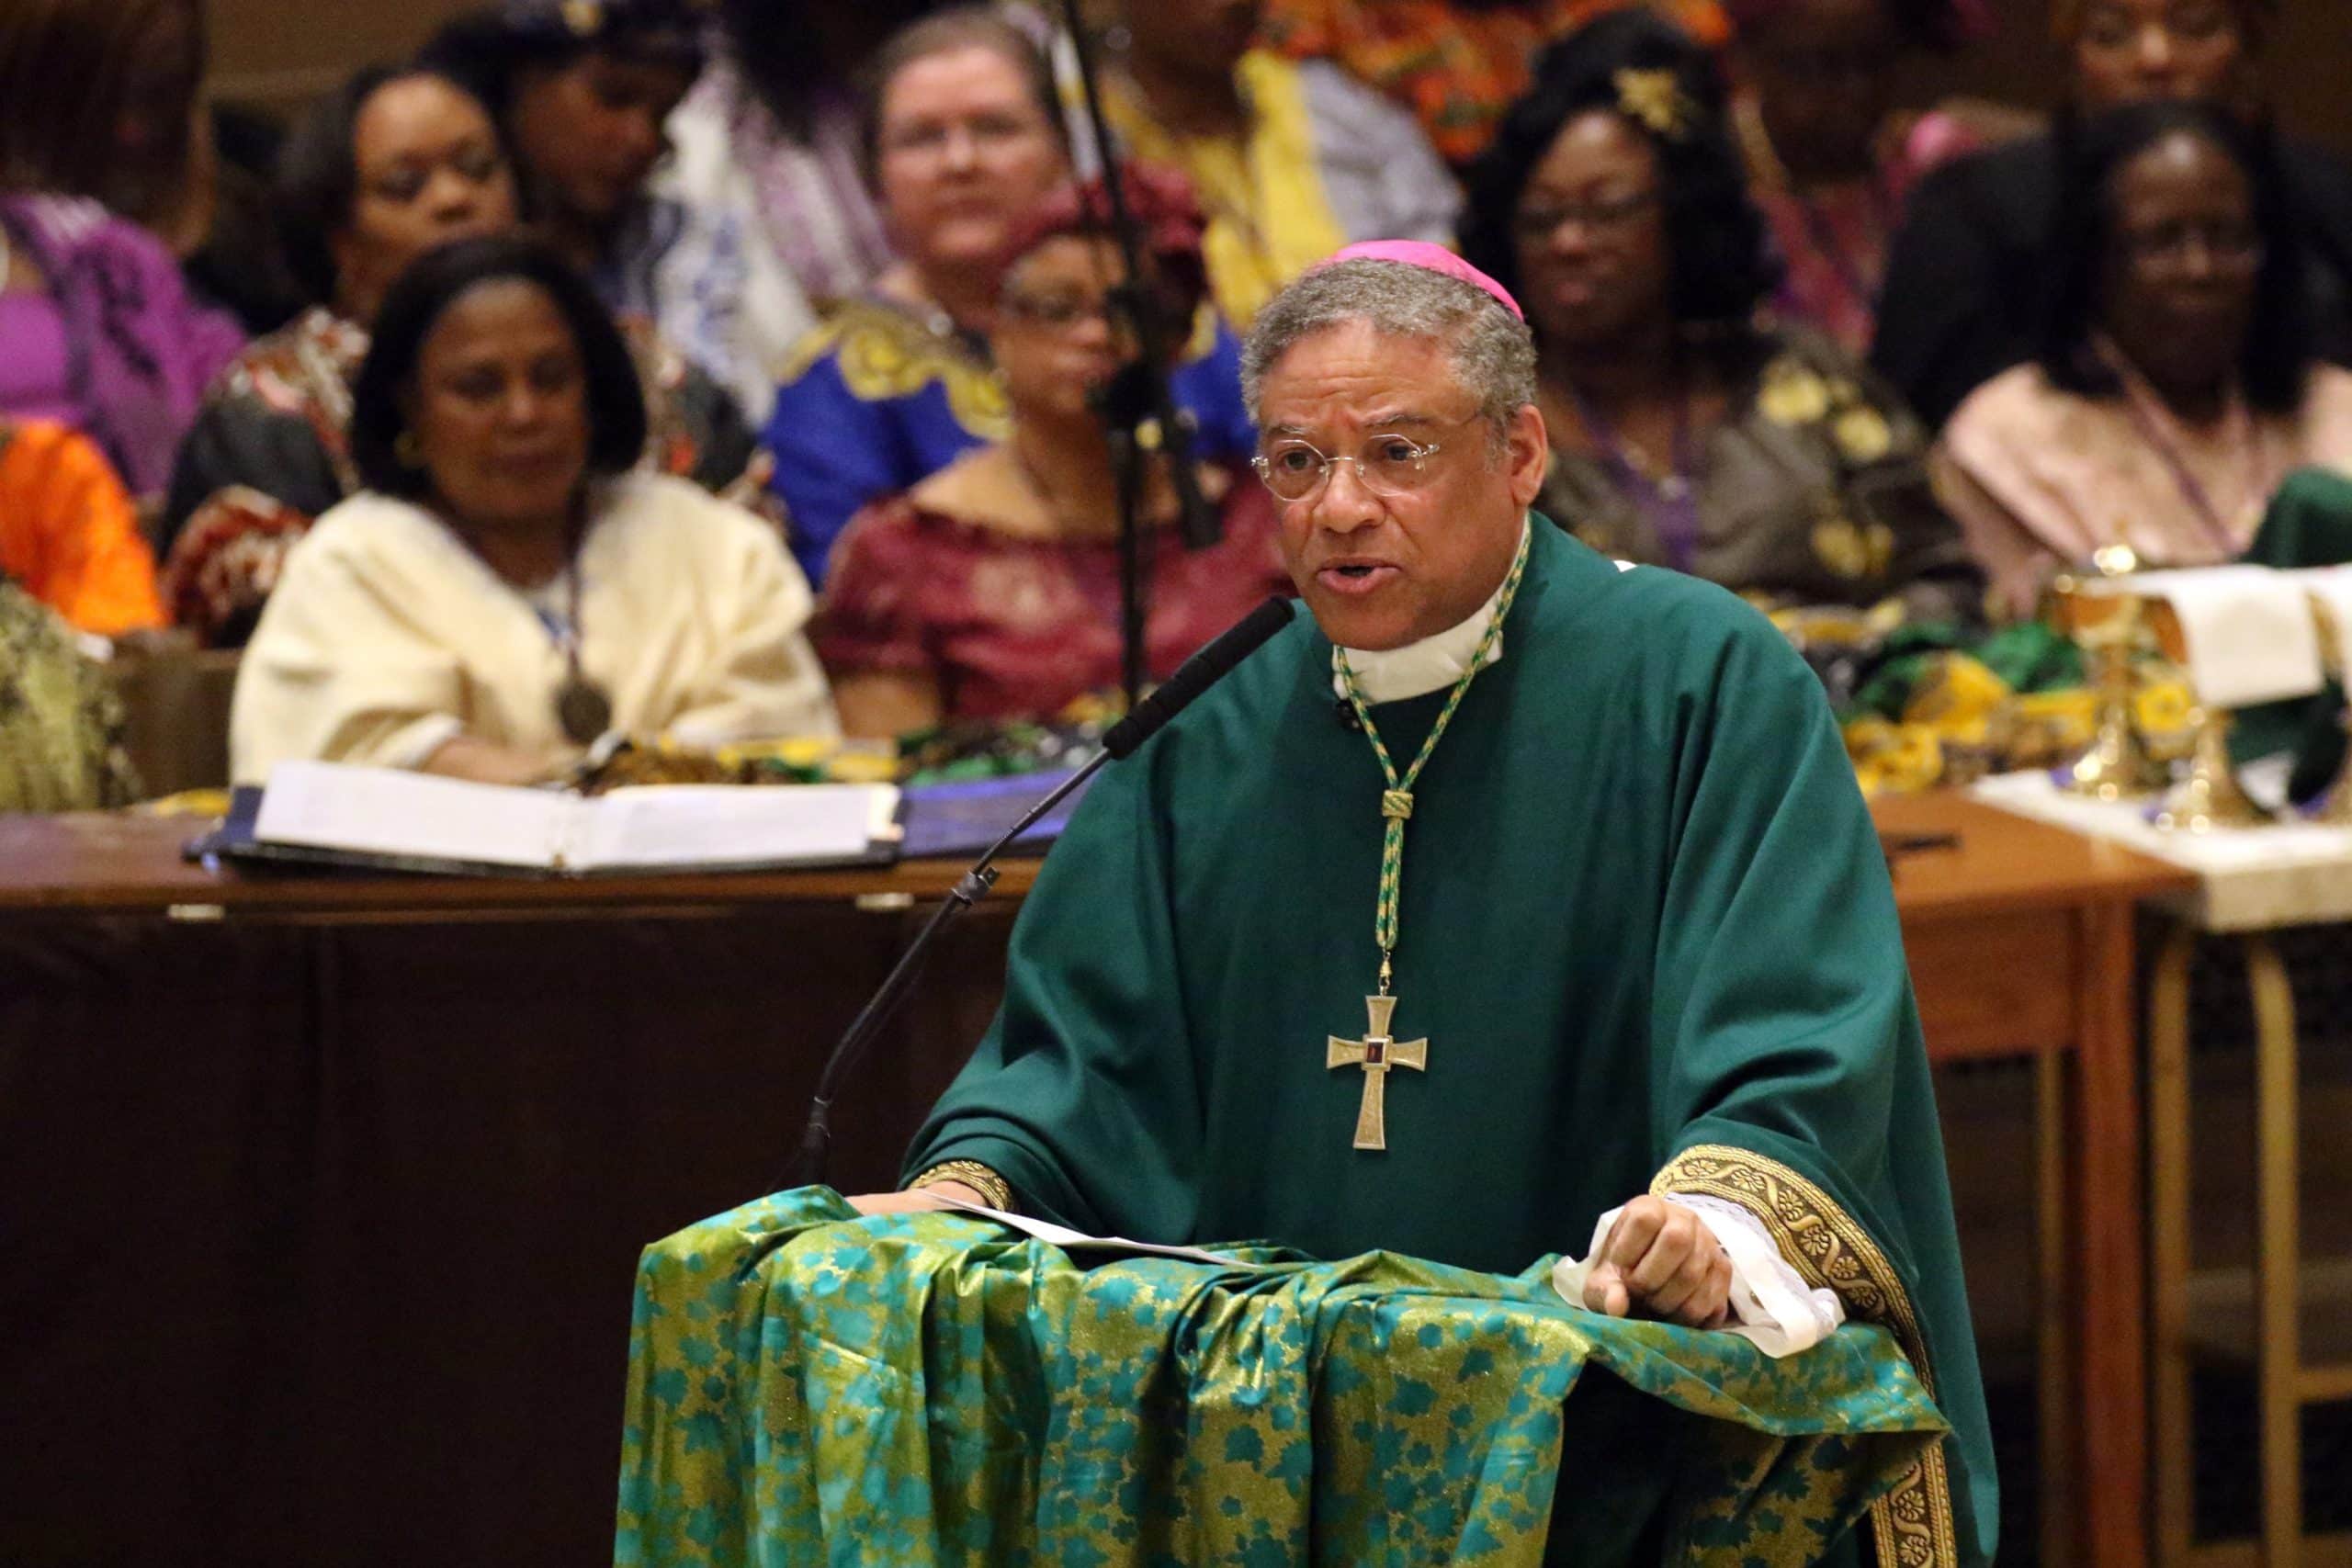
[1316,240,1526,322]
[998,164,1213,320]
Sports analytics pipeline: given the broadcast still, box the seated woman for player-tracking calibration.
[161,63,765,649]
[0,0,243,498]
[766,7,1259,586]
[1725,0,1998,356]
[816,179,1291,738]
[1460,9,1979,618]
[421,0,794,421]
[231,237,836,787]
[1936,102,2352,617]
[0,420,164,635]
[1872,0,2352,431]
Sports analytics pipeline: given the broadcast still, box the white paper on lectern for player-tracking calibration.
[932,1197,1248,1265]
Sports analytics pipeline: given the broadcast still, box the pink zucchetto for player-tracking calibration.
[1314,241,1525,323]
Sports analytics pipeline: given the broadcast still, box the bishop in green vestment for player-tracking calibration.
[881,249,1995,1566]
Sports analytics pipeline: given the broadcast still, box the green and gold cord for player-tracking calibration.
[1332,525,1530,995]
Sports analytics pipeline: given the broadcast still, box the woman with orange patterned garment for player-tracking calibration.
[815,176,1291,738]
[763,7,1259,587]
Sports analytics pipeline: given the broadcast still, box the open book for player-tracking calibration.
[232,761,900,877]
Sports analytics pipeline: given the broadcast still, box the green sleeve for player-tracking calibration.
[1643,596,1997,1566]
[900,742,1205,1238]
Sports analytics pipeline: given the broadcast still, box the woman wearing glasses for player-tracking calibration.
[815,174,1289,739]
[1461,10,1978,620]
[1935,103,2352,617]
[763,9,1258,589]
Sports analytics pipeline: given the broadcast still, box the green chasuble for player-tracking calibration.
[902,516,1995,1565]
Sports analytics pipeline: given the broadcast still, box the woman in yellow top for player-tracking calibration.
[0,421,164,636]
[1079,0,1461,329]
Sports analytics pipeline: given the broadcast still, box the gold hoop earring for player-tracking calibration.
[394,431,424,468]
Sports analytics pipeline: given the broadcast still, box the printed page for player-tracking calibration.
[254,761,572,869]
[932,1197,1249,1265]
[579,784,899,870]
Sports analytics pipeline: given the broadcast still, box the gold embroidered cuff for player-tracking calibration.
[1652,1144,1960,1568]
[910,1159,1014,1213]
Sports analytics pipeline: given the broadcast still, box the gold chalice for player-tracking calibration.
[2138,596,2273,832]
[2050,572,2168,801]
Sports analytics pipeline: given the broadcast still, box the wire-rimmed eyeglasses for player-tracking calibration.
[1250,416,1480,502]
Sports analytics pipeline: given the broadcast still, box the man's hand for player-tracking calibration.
[846,1181,985,1216]
[1579,1196,1733,1328]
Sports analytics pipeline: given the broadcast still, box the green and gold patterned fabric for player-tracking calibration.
[617,1189,1949,1566]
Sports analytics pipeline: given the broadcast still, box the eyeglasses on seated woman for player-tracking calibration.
[229,235,837,788]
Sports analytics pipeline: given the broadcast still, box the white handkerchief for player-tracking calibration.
[2131,566,2324,708]
[1552,1198,1845,1359]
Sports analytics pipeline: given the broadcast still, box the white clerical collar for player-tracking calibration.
[1332,516,1531,705]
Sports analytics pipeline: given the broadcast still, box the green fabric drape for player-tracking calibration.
[616,1189,1949,1566]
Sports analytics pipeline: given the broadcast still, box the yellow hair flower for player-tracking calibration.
[1614,69,1697,141]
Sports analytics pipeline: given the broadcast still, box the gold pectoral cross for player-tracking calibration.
[1327,995,1428,1152]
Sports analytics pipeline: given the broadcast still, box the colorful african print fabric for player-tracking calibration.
[1257,0,1730,165]
[0,580,139,810]
[617,1187,1950,1565]
[763,296,1261,585]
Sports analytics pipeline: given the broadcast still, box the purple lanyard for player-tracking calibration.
[1564,378,1702,570]
[2109,368,2265,559]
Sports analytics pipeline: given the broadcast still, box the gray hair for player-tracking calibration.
[1239,260,1540,442]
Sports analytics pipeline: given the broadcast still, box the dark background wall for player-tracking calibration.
[208,0,2352,155]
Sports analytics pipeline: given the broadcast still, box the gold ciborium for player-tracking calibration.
[2050,572,2168,800]
[2138,596,2273,832]
[2308,592,2352,826]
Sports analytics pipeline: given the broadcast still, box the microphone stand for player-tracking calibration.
[1056,0,1224,713]
[784,595,1295,1192]
[786,757,1108,1190]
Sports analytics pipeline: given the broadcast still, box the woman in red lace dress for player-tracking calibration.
[815,171,1292,735]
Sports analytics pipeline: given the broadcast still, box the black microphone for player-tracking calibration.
[787,595,1295,1190]
[1102,594,1293,758]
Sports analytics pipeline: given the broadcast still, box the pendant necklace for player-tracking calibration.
[549,552,613,745]
[1323,523,1530,1152]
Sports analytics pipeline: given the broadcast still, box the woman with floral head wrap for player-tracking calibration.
[1462,9,1978,620]
[815,168,1293,737]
